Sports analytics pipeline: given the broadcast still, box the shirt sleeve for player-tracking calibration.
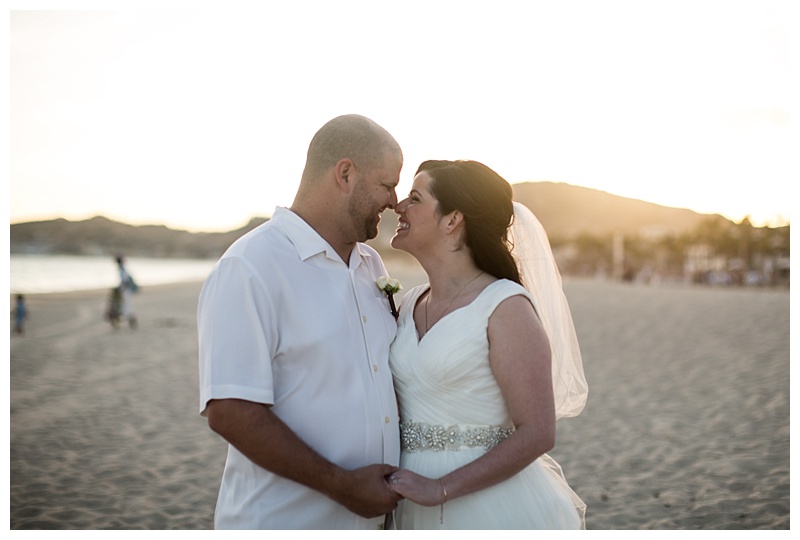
[197,256,277,415]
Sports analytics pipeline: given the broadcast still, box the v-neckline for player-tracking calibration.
[412,280,500,344]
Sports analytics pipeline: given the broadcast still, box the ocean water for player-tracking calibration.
[9,254,217,294]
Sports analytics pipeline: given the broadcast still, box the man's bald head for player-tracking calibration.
[300,114,402,184]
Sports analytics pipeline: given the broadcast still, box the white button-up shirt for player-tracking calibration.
[198,207,400,529]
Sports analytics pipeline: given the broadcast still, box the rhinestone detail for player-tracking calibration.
[400,420,514,452]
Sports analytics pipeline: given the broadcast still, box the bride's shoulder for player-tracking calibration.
[398,283,430,306]
[486,278,530,298]
[478,279,534,310]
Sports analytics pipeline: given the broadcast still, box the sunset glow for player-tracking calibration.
[8,1,794,231]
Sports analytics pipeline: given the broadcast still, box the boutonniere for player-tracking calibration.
[376,276,402,320]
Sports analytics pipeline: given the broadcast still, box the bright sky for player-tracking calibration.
[6,0,796,232]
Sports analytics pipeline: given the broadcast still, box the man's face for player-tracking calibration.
[347,152,402,242]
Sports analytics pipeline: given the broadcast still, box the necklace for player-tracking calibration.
[424,271,484,332]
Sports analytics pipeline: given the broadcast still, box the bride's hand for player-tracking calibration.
[386,469,446,507]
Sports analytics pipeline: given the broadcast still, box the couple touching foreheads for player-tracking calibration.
[198,114,588,530]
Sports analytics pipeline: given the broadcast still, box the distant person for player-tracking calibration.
[197,114,404,529]
[12,294,28,335]
[385,160,588,529]
[115,256,138,329]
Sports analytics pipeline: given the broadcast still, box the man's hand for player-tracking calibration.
[328,464,401,518]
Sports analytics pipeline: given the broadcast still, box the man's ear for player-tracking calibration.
[334,158,355,193]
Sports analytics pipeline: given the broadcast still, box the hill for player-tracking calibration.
[512,182,727,239]
[10,182,733,259]
[10,216,268,259]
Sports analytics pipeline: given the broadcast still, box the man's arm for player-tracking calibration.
[205,398,400,518]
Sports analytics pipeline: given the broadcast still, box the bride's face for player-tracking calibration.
[390,171,442,254]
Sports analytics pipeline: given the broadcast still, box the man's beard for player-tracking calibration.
[348,188,381,242]
[350,207,381,242]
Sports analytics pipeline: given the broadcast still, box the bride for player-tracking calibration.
[386,160,588,529]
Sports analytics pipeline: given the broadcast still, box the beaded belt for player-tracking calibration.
[400,420,514,452]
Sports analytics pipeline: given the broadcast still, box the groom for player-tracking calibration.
[198,114,403,529]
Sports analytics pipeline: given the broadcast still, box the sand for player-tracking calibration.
[9,260,790,530]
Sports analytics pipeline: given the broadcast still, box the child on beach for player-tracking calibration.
[12,294,28,335]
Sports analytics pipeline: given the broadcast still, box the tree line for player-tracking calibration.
[551,218,790,287]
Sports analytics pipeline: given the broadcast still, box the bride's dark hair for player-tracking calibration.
[417,160,521,285]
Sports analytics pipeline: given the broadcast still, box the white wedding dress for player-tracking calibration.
[390,280,586,530]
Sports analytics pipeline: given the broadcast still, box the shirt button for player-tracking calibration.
[373,364,378,372]
[385,416,390,424]
[362,315,367,323]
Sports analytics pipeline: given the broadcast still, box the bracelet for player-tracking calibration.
[439,478,448,524]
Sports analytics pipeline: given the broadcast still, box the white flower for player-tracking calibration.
[376,276,402,295]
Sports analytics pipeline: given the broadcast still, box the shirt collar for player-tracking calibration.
[273,207,366,268]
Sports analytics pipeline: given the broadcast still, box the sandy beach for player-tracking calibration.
[9,260,790,530]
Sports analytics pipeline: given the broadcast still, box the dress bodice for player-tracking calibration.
[389,279,535,429]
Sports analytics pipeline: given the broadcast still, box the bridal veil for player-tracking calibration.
[509,202,588,419]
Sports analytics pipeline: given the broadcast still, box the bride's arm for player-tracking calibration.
[388,294,555,505]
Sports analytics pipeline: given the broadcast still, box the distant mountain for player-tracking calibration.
[10,182,732,258]
[10,216,268,259]
[511,182,728,239]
